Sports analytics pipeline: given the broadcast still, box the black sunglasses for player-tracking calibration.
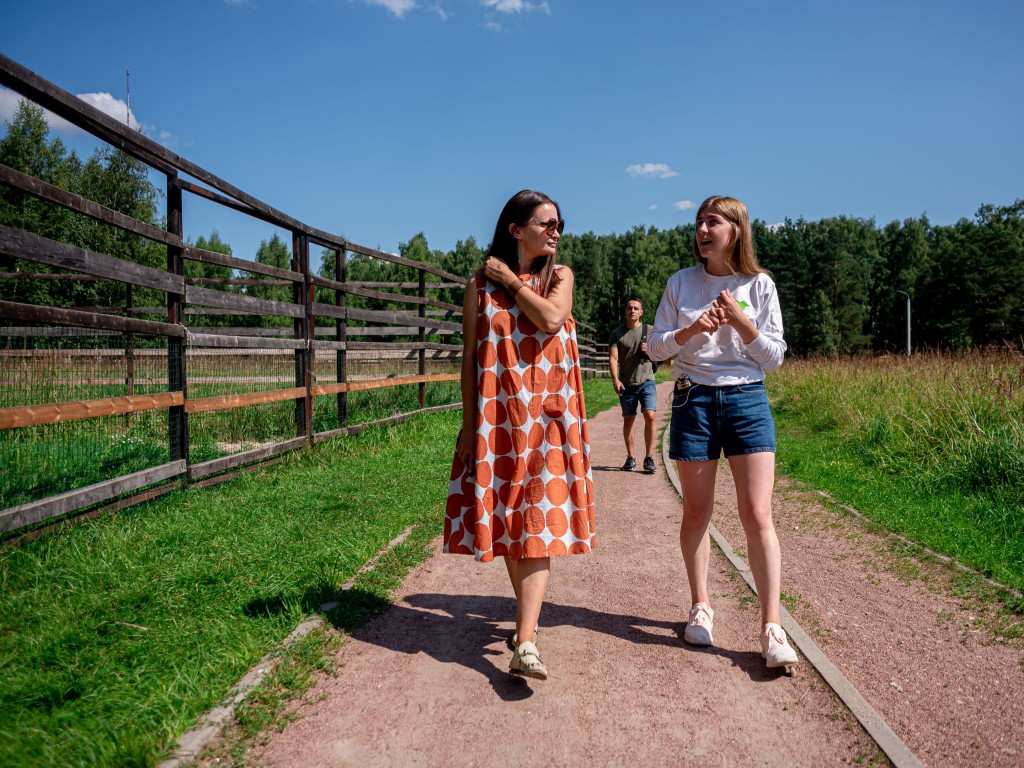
[528,217,565,234]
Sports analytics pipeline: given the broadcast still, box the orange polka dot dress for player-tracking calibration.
[444,269,596,563]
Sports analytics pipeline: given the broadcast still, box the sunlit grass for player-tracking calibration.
[0,377,613,767]
[0,410,460,767]
[770,350,1024,591]
[0,381,462,507]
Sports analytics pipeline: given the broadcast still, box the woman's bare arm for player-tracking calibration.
[483,257,574,333]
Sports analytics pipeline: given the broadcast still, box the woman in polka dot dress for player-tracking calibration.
[445,189,596,681]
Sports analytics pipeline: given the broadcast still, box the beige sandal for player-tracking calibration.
[506,626,539,650]
[509,640,548,680]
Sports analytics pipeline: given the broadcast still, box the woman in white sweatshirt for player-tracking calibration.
[647,195,799,671]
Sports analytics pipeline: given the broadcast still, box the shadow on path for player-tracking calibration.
[322,591,786,700]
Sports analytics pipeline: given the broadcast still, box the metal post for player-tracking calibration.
[896,291,911,357]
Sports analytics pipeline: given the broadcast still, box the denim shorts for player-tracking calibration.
[619,378,657,417]
[669,379,776,461]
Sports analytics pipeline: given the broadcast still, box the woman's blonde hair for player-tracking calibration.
[692,195,767,277]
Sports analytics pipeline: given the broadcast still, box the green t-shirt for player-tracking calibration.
[608,324,654,386]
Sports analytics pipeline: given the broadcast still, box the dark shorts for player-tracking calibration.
[669,379,776,461]
[619,379,657,417]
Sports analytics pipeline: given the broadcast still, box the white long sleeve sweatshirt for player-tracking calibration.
[646,265,786,386]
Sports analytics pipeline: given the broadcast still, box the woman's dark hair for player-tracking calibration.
[486,189,561,297]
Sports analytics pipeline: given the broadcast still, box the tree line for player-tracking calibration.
[3,100,1022,355]
[390,202,1024,356]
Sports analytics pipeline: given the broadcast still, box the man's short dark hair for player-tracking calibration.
[624,297,643,310]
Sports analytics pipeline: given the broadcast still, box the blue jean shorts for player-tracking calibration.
[669,379,776,461]
[619,379,657,417]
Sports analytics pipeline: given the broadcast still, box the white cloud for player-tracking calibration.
[0,86,176,147]
[649,204,658,210]
[626,162,679,179]
[77,92,139,128]
[673,200,696,211]
[0,88,25,124]
[1,87,84,135]
[482,0,550,13]
[364,0,417,17]
[157,129,178,148]
[357,0,548,24]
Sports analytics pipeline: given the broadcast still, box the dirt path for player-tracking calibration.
[229,381,1022,767]
[715,461,1024,766]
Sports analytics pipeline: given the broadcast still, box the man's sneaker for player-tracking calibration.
[761,622,799,669]
[622,456,637,471]
[643,456,656,472]
[683,602,714,645]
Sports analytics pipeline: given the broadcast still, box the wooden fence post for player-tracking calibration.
[126,283,135,397]
[418,270,426,409]
[336,247,348,429]
[166,175,188,470]
[293,231,311,439]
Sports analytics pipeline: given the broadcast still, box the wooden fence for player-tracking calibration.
[0,54,600,536]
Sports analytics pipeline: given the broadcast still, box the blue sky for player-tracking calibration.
[2,0,1022,263]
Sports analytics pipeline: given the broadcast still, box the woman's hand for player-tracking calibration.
[712,289,758,343]
[674,308,722,345]
[482,256,516,288]
[456,426,476,475]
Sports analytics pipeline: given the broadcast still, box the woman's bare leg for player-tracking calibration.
[503,556,520,601]
[728,451,781,627]
[514,557,549,645]
[676,460,716,606]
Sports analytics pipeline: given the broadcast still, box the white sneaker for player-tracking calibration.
[683,602,714,645]
[761,622,799,668]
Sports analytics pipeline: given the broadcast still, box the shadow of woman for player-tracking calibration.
[322,591,532,700]
[321,590,776,699]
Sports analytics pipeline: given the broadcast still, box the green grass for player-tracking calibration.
[0,377,611,767]
[0,409,461,767]
[13,357,1018,767]
[769,351,1024,593]
[0,381,462,508]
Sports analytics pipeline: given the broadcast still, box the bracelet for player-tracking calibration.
[508,279,525,297]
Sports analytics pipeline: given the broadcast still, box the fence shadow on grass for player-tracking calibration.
[243,583,392,634]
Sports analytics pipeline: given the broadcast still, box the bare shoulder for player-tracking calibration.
[553,264,575,285]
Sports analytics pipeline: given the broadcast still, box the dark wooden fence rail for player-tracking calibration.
[0,54,599,536]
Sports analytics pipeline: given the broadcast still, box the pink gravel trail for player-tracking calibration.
[246,381,879,767]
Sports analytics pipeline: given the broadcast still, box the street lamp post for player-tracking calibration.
[896,291,911,357]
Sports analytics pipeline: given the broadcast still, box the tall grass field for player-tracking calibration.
[768,350,1024,593]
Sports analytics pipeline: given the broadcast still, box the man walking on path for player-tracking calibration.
[608,297,658,472]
